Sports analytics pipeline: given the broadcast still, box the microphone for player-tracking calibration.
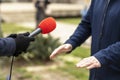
[7,17,56,80]
[28,17,56,37]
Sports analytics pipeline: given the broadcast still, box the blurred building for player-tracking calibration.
[0,0,90,4]
[0,0,32,2]
[0,0,91,23]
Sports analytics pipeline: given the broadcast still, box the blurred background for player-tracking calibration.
[0,0,91,80]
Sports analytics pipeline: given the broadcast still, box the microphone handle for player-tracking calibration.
[28,28,41,37]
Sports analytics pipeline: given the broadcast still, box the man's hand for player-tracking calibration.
[50,44,72,59]
[76,56,101,69]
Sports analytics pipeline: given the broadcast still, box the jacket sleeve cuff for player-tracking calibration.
[0,38,16,56]
[64,40,78,53]
[93,50,110,67]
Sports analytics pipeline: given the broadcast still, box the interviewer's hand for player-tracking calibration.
[76,56,101,70]
[14,34,34,56]
[8,32,35,56]
[50,44,72,59]
[7,32,30,38]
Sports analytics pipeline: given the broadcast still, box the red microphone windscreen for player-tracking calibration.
[38,17,56,34]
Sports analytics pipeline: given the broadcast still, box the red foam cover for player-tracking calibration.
[38,17,56,34]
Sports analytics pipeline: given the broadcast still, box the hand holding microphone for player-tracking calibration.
[8,32,34,56]
[8,17,56,56]
[6,17,56,80]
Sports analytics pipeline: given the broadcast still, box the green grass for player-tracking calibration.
[58,61,89,80]
[56,17,81,25]
[1,23,33,35]
[71,47,90,58]
[0,47,90,80]
[0,22,90,80]
[57,47,90,80]
[14,68,42,80]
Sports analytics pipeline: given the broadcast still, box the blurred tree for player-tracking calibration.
[25,34,61,61]
[34,0,50,28]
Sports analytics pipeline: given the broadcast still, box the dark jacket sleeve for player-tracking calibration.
[65,0,94,50]
[94,42,120,67]
[0,38,16,56]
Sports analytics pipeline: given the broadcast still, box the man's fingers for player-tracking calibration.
[77,61,95,70]
[19,32,30,36]
[76,59,92,68]
[50,49,60,59]
[86,64,96,70]
[76,56,101,69]
[50,44,72,59]
[50,45,65,59]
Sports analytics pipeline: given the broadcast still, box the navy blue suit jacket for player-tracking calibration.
[65,0,120,80]
[0,38,16,56]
